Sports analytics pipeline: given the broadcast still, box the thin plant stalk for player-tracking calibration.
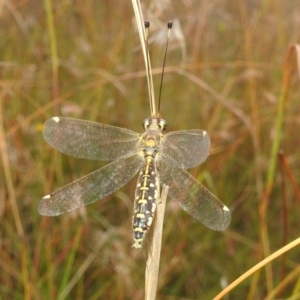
[145,185,169,300]
[259,44,300,292]
[131,0,156,117]
[0,96,24,239]
[43,0,59,106]
[213,237,300,300]
[58,226,83,298]
[0,94,32,299]
[215,44,300,299]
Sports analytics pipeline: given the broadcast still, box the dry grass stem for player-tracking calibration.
[131,0,156,116]
[145,185,169,300]
[213,237,300,300]
[259,43,300,295]
[0,95,24,237]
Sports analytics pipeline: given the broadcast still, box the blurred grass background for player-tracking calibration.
[1,0,300,299]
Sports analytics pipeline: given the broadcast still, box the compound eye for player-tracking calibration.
[159,119,167,131]
[142,118,151,130]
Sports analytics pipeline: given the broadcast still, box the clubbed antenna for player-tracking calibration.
[157,21,172,117]
[144,21,155,117]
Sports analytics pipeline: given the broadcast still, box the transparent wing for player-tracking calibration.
[160,130,210,169]
[159,158,231,231]
[43,117,141,161]
[38,153,144,216]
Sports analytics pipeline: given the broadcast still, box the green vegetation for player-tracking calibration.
[1,1,300,299]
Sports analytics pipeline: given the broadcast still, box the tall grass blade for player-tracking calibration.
[259,44,300,293]
[58,226,83,299]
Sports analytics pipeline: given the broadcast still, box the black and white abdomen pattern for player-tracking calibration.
[132,155,160,248]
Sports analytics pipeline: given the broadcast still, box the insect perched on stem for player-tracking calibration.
[38,21,231,248]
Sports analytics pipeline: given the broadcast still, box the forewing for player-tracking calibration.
[43,117,141,161]
[160,130,210,169]
[38,153,144,216]
[159,159,231,231]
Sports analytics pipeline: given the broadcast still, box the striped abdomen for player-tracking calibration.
[132,154,159,248]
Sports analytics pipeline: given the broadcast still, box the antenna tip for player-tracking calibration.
[145,21,150,28]
[167,21,173,29]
